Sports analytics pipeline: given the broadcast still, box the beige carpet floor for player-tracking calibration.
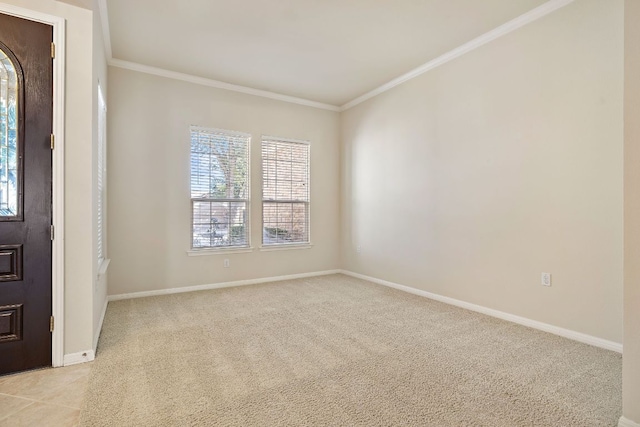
[80,274,622,426]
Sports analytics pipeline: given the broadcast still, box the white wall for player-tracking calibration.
[341,0,623,343]
[107,67,340,295]
[623,0,640,423]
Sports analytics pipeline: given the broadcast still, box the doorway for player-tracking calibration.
[0,12,53,375]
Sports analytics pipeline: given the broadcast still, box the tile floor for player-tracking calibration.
[0,363,91,427]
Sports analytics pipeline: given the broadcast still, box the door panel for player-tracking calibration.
[0,244,22,282]
[0,13,53,375]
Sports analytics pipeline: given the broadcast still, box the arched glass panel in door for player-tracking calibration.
[0,44,21,219]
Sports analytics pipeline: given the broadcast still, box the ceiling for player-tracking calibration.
[105,0,549,107]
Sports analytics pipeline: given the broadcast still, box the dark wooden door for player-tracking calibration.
[0,13,53,375]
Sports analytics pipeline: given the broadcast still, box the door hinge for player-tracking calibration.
[50,316,54,333]
[50,225,55,241]
[51,42,55,59]
[50,134,55,150]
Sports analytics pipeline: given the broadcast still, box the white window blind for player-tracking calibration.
[97,84,107,263]
[262,137,310,245]
[190,127,250,249]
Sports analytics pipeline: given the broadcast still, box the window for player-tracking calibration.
[262,137,310,246]
[97,84,107,264]
[190,127,250,249]
[0,45,21,219]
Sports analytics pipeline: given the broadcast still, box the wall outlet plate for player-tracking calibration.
[541,272,551,286]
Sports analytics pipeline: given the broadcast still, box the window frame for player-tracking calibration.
[189,126,251,252]
[261,135,311,248]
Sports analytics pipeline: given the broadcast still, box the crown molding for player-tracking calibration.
[99,0,573,113]
[108,58,341,112]
[99,2,339,112]
[340,0,576,111]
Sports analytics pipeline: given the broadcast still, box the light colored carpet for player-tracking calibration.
[80,274,622,426]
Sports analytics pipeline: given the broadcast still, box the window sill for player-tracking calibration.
[187,247,255,257]
[98,258,111,277]
[259,243,313,252]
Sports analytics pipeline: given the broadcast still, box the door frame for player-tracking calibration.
[0,2,65,368]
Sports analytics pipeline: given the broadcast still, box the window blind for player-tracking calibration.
[97,85,106,263]
[261,137,310,245]
[190,127,250,249]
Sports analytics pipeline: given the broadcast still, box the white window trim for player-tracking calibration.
[259,243,313,252]
[97,258,111,275]
[189,126,251,251]
[191,125,251,139]
[261,135,311,247]
[187,247,255,256]
[261,135,310,146]
[97,82,109,277]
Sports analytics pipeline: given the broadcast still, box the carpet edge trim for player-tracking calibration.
[107,269,342,302]
[340,270,623,353]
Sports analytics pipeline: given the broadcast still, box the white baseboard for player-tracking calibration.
[340,270,623,353]
[108,269,342,302]
[63,350,95,366]
[619,416,640,427]
[93,299,108,353]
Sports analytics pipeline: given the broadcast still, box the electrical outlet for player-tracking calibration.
[356,245,361,253]
[541,272,551,287]
[224,259,230,268]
